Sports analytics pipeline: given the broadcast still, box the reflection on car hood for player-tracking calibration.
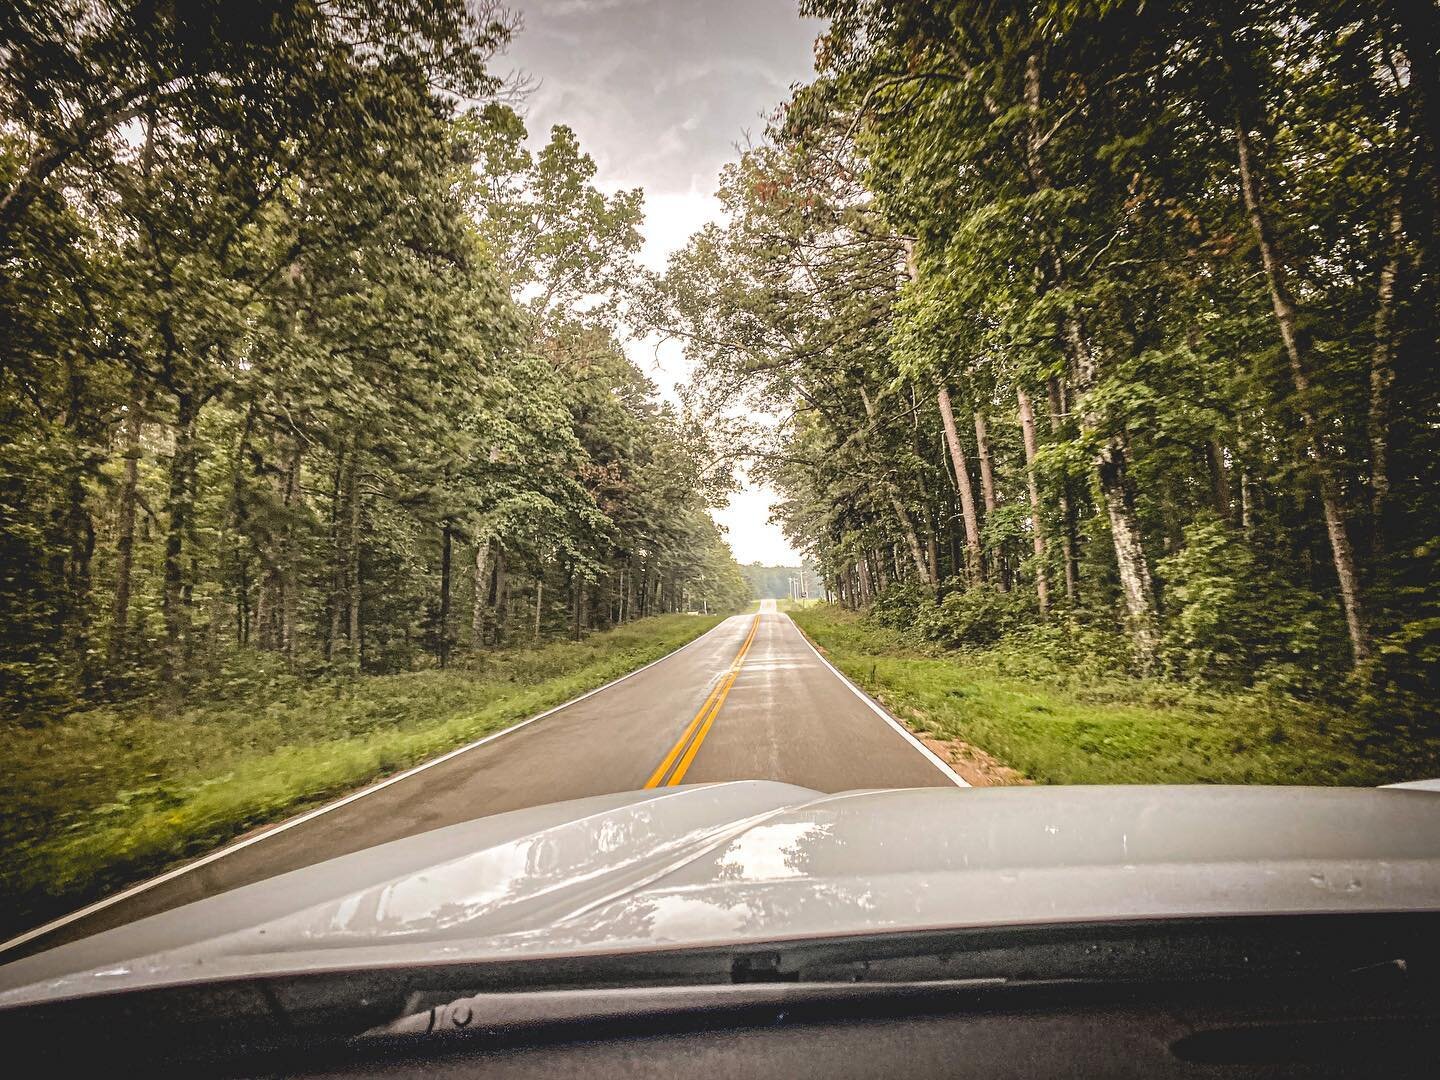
[4,780,1440,1006]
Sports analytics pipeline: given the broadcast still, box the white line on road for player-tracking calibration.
[786,614,970,788]
[0,616,743,958]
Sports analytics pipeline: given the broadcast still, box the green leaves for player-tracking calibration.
[472,105,644,326]
[659,0,1437,706]
[1,1,749,701]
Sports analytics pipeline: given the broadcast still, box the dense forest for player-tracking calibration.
[0,1,749,717]
[654,0,1437,719]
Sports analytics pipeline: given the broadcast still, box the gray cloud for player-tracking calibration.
[502,0,819,195]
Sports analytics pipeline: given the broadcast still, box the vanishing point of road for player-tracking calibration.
[5,601,962,957]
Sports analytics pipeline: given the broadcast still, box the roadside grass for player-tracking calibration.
[789,605,1438,787]
[0,614,723,937]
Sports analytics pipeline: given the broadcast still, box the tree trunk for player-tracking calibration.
[437,523,453,668]
[1205,440,1233,519]
[279,440,302,663]
[938,386,984,583]
[1047,376,1080,604]
[493,545,508,643]
[946,487,964,584]
[1228,58,1369,661]
[973,408,1008,592]
[326,445,346,662]
[255,571,273,652]
[60,456,96,686]
[1016,386,1050,613]
[1368,196,1403,550]
[347,451,362,664]
[1236,414,1256,534]
[205,404,257,662]
[161,390,201,680]
[1066,318,1160,666]
[471,537,492,646]
[1096,437,1160,663]
[534,576,543,640]
[885,494,929,584]
[108,380,143,665]
[237,557,250,646]
[857,384,932,587]
[973,410,999,515]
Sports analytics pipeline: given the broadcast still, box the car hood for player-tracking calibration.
[4,780,1440,1007]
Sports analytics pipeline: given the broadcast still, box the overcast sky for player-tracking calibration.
[501,0,821,566]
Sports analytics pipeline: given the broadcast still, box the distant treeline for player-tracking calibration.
[741,564,824,599]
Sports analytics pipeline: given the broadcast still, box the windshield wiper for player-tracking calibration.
[372,978,1008,1039]
[366,915,1436,1042]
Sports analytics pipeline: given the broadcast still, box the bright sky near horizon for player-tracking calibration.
[501,0,820,566]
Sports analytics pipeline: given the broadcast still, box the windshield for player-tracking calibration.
[2,0,1438,1010]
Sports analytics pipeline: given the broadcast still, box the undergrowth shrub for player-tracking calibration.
[867,581,930,629]
[1156,516,1347,692]
[1354,616,1440,734]
[1353,541,1440,734]
[869,582,1038,650]
[983,617,1135,681]
[913,585,1038,648]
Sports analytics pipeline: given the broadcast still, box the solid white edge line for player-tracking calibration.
[784,613,970,788]
[0,615,746,957]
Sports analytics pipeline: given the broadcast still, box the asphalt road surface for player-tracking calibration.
[5,601,960,957]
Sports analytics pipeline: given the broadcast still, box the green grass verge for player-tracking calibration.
[0,614,723,936]
[789,605,1437,787]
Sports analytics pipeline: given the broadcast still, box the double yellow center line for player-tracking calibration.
[644,614,761,788]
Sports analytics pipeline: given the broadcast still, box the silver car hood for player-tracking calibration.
[4,780,1440,1007]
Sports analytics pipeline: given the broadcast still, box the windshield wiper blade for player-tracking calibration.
[371,979,1008,1039]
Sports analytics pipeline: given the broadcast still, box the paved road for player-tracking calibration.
[5,602,958,957]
